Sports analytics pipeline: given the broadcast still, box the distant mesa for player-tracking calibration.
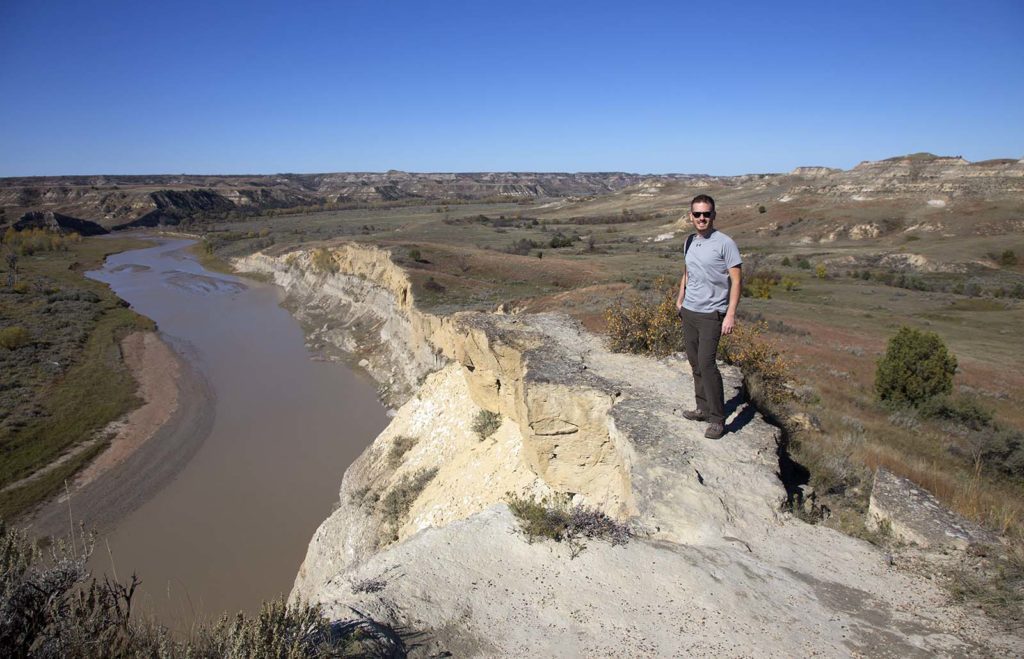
[14,210,108,235]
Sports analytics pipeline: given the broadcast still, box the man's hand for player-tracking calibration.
[722,312,736,335]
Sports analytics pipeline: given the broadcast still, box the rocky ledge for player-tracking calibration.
[235,244,1021,657]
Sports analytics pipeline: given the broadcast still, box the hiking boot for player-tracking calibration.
[681,409,708,422]
[704,423,725,440]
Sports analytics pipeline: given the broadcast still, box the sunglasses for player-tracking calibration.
[691,211,714,218]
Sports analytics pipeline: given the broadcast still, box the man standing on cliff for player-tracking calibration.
[675,194,742,439]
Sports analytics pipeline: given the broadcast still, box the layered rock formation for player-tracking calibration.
[233,243,1022,656]
[0,172,649,228]
[4,154,1021,230]
[13,210,108,236]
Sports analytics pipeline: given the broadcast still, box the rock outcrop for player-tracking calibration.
[867,468,996,549]
[234,243,1022,657]
[13,210,108,235]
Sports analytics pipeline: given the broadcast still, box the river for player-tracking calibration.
[77,237,387,626]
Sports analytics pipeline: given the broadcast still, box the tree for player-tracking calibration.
[875,326,957,408]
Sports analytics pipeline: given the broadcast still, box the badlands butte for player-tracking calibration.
[3,153,1024,655]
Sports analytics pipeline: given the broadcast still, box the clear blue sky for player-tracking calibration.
[1,0,1021,176]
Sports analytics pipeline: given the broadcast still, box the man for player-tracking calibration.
[675,194,742,439]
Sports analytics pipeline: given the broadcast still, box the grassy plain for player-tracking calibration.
[0,235,154,519]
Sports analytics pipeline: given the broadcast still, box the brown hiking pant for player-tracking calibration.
[680,307,725,425]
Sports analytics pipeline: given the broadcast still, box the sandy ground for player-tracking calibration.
[72,332,181,490]
[29,332,215,538]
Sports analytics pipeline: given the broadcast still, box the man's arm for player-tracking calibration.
[676,270,687,310]
[722,265,742,334]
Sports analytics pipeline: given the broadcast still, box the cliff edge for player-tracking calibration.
[235,244,1021,657]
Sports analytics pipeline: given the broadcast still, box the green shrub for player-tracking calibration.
[875,326,957,408]
[507,238,539,255]
[549,232,574,248]
[473,410,501,440]
[780,256,791,267]
[0,326,30,350]
[758,205,767,214]
[919,395,993,431]
[380,468,438,531]
[407,247,422,262]
[506,493,632,558]
[797,258,811,270]
[990,249,1018,267]
[743,270,780,299]
[974,427,1024,477]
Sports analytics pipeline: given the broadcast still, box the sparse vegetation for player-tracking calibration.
[0,521,404,657]
[0,235,154,519]
[423,276,445,293]
[988,249,1018,267]
[506,493,633,558]
[947,540,1024,623]
[472,410,502,440]
[380,468,438,534]
[310,247,338,274]
[718,322,792,413]
[388,434,417,467]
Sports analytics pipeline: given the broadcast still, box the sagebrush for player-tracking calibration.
[0,521,403,657]
[605,278,684,356]
[506,493,632,558]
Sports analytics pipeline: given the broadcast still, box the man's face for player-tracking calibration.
[690,201,715,232]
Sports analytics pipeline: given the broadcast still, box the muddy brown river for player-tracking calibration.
[80,238,388,626]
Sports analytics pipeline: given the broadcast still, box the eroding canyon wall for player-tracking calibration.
[232,244,1020,656]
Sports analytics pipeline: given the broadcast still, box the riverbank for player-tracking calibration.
[29,330,215,538]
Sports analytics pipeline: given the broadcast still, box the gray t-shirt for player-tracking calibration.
[683,229,742,313]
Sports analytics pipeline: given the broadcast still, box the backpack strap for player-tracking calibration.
[683,233,696,257]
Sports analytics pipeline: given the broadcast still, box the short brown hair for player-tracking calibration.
[690,194,715,212]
